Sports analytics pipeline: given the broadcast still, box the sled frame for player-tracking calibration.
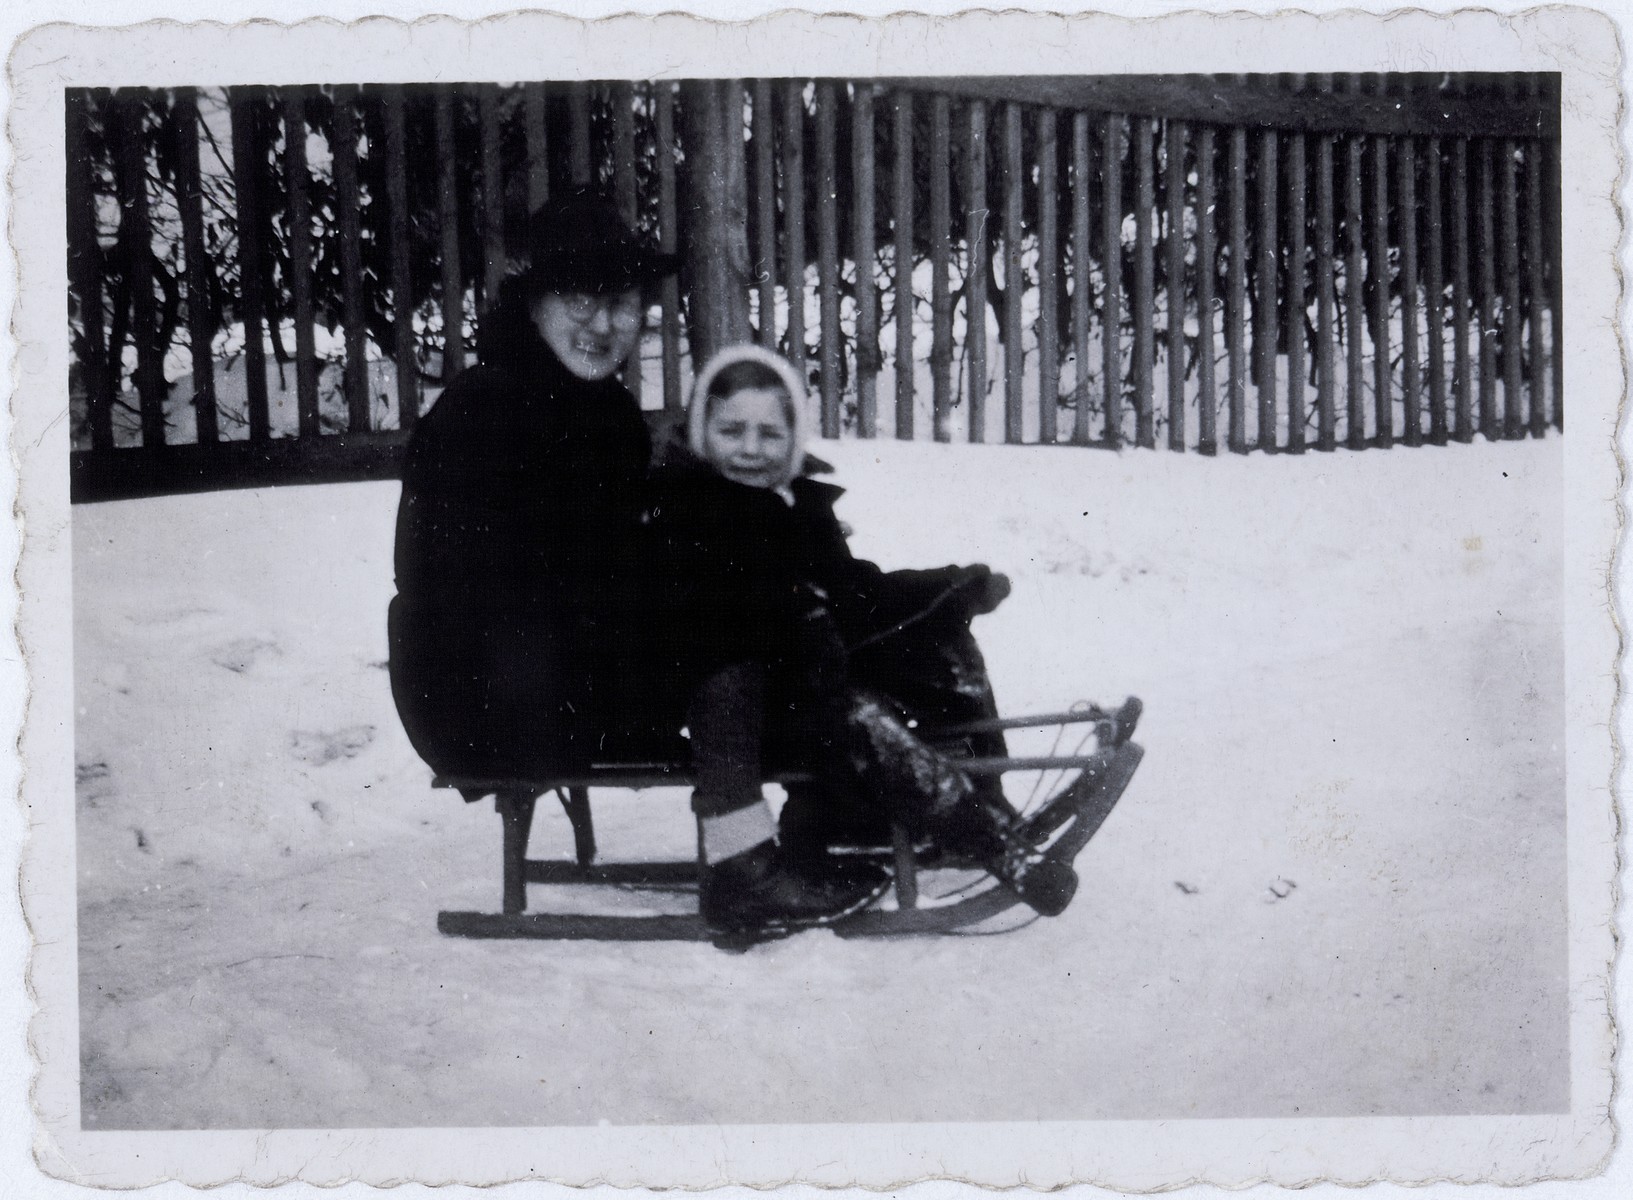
[434,701,1142,942]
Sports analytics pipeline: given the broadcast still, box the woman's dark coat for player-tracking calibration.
[388,299,664,776]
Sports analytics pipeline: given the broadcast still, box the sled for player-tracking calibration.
[434,698,1143,944]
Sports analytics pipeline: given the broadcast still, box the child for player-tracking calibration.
[649,343,1078,919]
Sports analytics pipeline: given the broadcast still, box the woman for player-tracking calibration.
[387,190,886,937]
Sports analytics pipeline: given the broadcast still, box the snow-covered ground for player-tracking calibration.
[70,434,1566,1130]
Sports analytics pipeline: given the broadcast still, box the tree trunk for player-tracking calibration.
[677,80,751,366]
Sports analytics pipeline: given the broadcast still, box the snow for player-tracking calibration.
[71,433,1566,1129]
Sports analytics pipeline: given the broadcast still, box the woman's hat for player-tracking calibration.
[522,187,680,295]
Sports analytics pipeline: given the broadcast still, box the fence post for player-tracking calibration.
[966,99,990,444]
[781,81,809,388]
[1037,108,1060,445]
[815,82,842,436]
[1163,119,1187,452]
[1195,124,1218,456]
[655,83,684,412]
[433,87,465,389]
[1424,136,1448,445]
[929,94,952,442]
[893,91,916,440]
[173,87,219,446]
[853,85,879,438]
[381,85,420,431]
[67,90,113,451]
[1102,114,1125,448]
[1254,128,1279,453]
[282,86,320,439]
[752,79,778,350]
[229,87,271,443]
[678,79,752,367]
[334,84,371,427]
[114,89,166,448]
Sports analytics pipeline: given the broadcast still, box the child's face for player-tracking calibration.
[702,388,795,489]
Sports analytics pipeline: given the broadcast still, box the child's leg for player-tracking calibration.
[687,662,890,933]
[687,662,776,862]
[843,691,1077,917]
[851,622,1016,816]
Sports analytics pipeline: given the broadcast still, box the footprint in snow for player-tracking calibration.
[209,637,282,674]
[1265,877,1297,902]
[76,760,111,785]
[290,725,376,766]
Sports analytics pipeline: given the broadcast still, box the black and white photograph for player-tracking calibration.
[6,5,1623,1191]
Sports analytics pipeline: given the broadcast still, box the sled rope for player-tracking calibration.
[845,581,969,652]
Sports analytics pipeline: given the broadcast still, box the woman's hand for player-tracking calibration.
[958,564,1012,616]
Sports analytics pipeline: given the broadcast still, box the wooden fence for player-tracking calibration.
[66,75,1560,502]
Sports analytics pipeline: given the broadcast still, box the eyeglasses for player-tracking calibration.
[559,291,646,332]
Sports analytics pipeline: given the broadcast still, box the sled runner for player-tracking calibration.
[434,698,1142,944]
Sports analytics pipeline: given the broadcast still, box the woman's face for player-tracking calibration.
[531,289,643,381]
[702,388,795,489]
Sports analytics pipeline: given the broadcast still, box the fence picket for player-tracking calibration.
[1344,131,1366,449]
[1133,116,1156,448]
[1255,128,1278,452]
[1451,137,1473,441]
[930,93,952,442]
[1072,111,1094,446]
[655,83,682,412]
[524,83,549,211]
[1424,136,1447,444]
[1369,132,1391,447]
[333,85,370,429]
[480,84,506,313]
[753,79,778,349]
[433,88,464,391]
[1195,125,1219,455]
[282,87,320,438]
[1499,138,1523,439]
[612,82,637,224]
[1313,128,1336,452]
[611,82,640,401]
[781,82,808,386]
[1524,139,1548,437]
[1164,120,1187,451]
[1003,102,1025,444]
[1035,109,1059,444]
[115,90,166,447]
[1227,125,1247,454]
[1286,130,1308,453]
[1476,139,1499,440]
[381,85,419,430]
[894,91,916,439]
[1103,113,1125,447]
[853,85,880,438]
[1546,133,1563,430]
[569,84,592,186]
[1398,136,1422,446]
[173,87,218,444]
[816,82,841,437]
[967,99,990,443]
[229,88,271,442]
[67,90,113,450]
